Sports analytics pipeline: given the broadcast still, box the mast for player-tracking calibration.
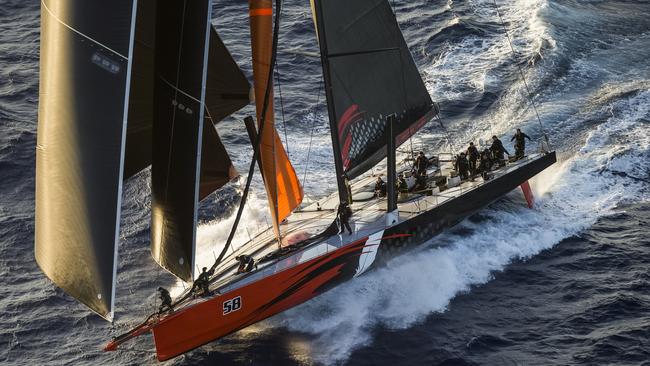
[386,114,398,225]
[312,0,348,202]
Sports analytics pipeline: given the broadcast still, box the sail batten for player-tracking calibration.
[312,0,436,180]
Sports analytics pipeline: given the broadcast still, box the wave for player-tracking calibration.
[260,88,649,365]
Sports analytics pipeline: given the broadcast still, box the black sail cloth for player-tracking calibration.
[35,0,138,320]
[150,15,250,281]
[35,0,250,321]
[150,0,212,282]
[124,19,248,186]
[124,0,156,179]
[312,0,437,180]
[200,26,250,200]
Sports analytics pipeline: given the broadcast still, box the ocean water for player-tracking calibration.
[1,0,649,365]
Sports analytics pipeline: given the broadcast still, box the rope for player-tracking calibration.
[434,105,455,156]
[275,21,290,156]
[301,74,325,189]
[491,0,551,149]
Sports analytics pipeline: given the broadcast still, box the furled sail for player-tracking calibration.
[150,0,212,282]
[199,26,251,200]
[248,0,303,238]
[35,0,138,321]
[312,0,437,180]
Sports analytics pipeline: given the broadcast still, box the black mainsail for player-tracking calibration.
[312,0,437,184]
[150,0,212,282]
[35,0,138,320]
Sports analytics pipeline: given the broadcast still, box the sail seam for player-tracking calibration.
[158,74,201,103]
[40,0,129,60]
[163,0,188,205]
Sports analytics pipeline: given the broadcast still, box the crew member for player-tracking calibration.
[490,135,510,163]
[157,287,173,314]
[455,152,470,180]
[342,173,353,205]
[510,128,532,159]
[414,171,428,191]
[396,173,409,193]
[236,254,257,274]
[192,267,213,297]
[374,176,387,197]
[479,148,493,180]
[337,201,353,235]
[467,142,479,176]
[414,151,428,177]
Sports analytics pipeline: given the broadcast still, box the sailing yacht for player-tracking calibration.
[35,0,556,361]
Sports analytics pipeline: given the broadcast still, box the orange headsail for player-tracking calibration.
[248,0,303,238]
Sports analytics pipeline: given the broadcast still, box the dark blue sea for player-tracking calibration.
[1,0,649,365]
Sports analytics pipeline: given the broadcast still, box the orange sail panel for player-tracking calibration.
[248,0,303,232]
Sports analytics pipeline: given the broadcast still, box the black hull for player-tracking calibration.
[377,152,557,260]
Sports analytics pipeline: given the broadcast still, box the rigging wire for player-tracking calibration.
[275,0,290,156]
[210,0,284,273]
[276,66,290,156]
[301,74,325,196]
[434,106,456,157]
[491,0,551,150]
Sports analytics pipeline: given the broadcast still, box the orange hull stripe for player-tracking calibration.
[249,8,272,16]
[151,237,370,361]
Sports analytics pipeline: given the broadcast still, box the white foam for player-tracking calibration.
[184,2,649,362]
[264,86,650,366]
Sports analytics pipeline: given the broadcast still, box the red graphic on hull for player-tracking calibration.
[150,237,370,361]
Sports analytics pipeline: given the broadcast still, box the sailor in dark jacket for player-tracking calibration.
[396,173,409,192]
[414,151,428,177]
[374,176,387,197]
[192,267,213,296]
[478,149,493,180]
[157,287,173,314]
[466,142,479,176]
[490,135,510,162]
[236,254,257,274]
[342,173,353,205]
[455,152,470,180]
[337,201,353,235]
[510,128,532,159]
